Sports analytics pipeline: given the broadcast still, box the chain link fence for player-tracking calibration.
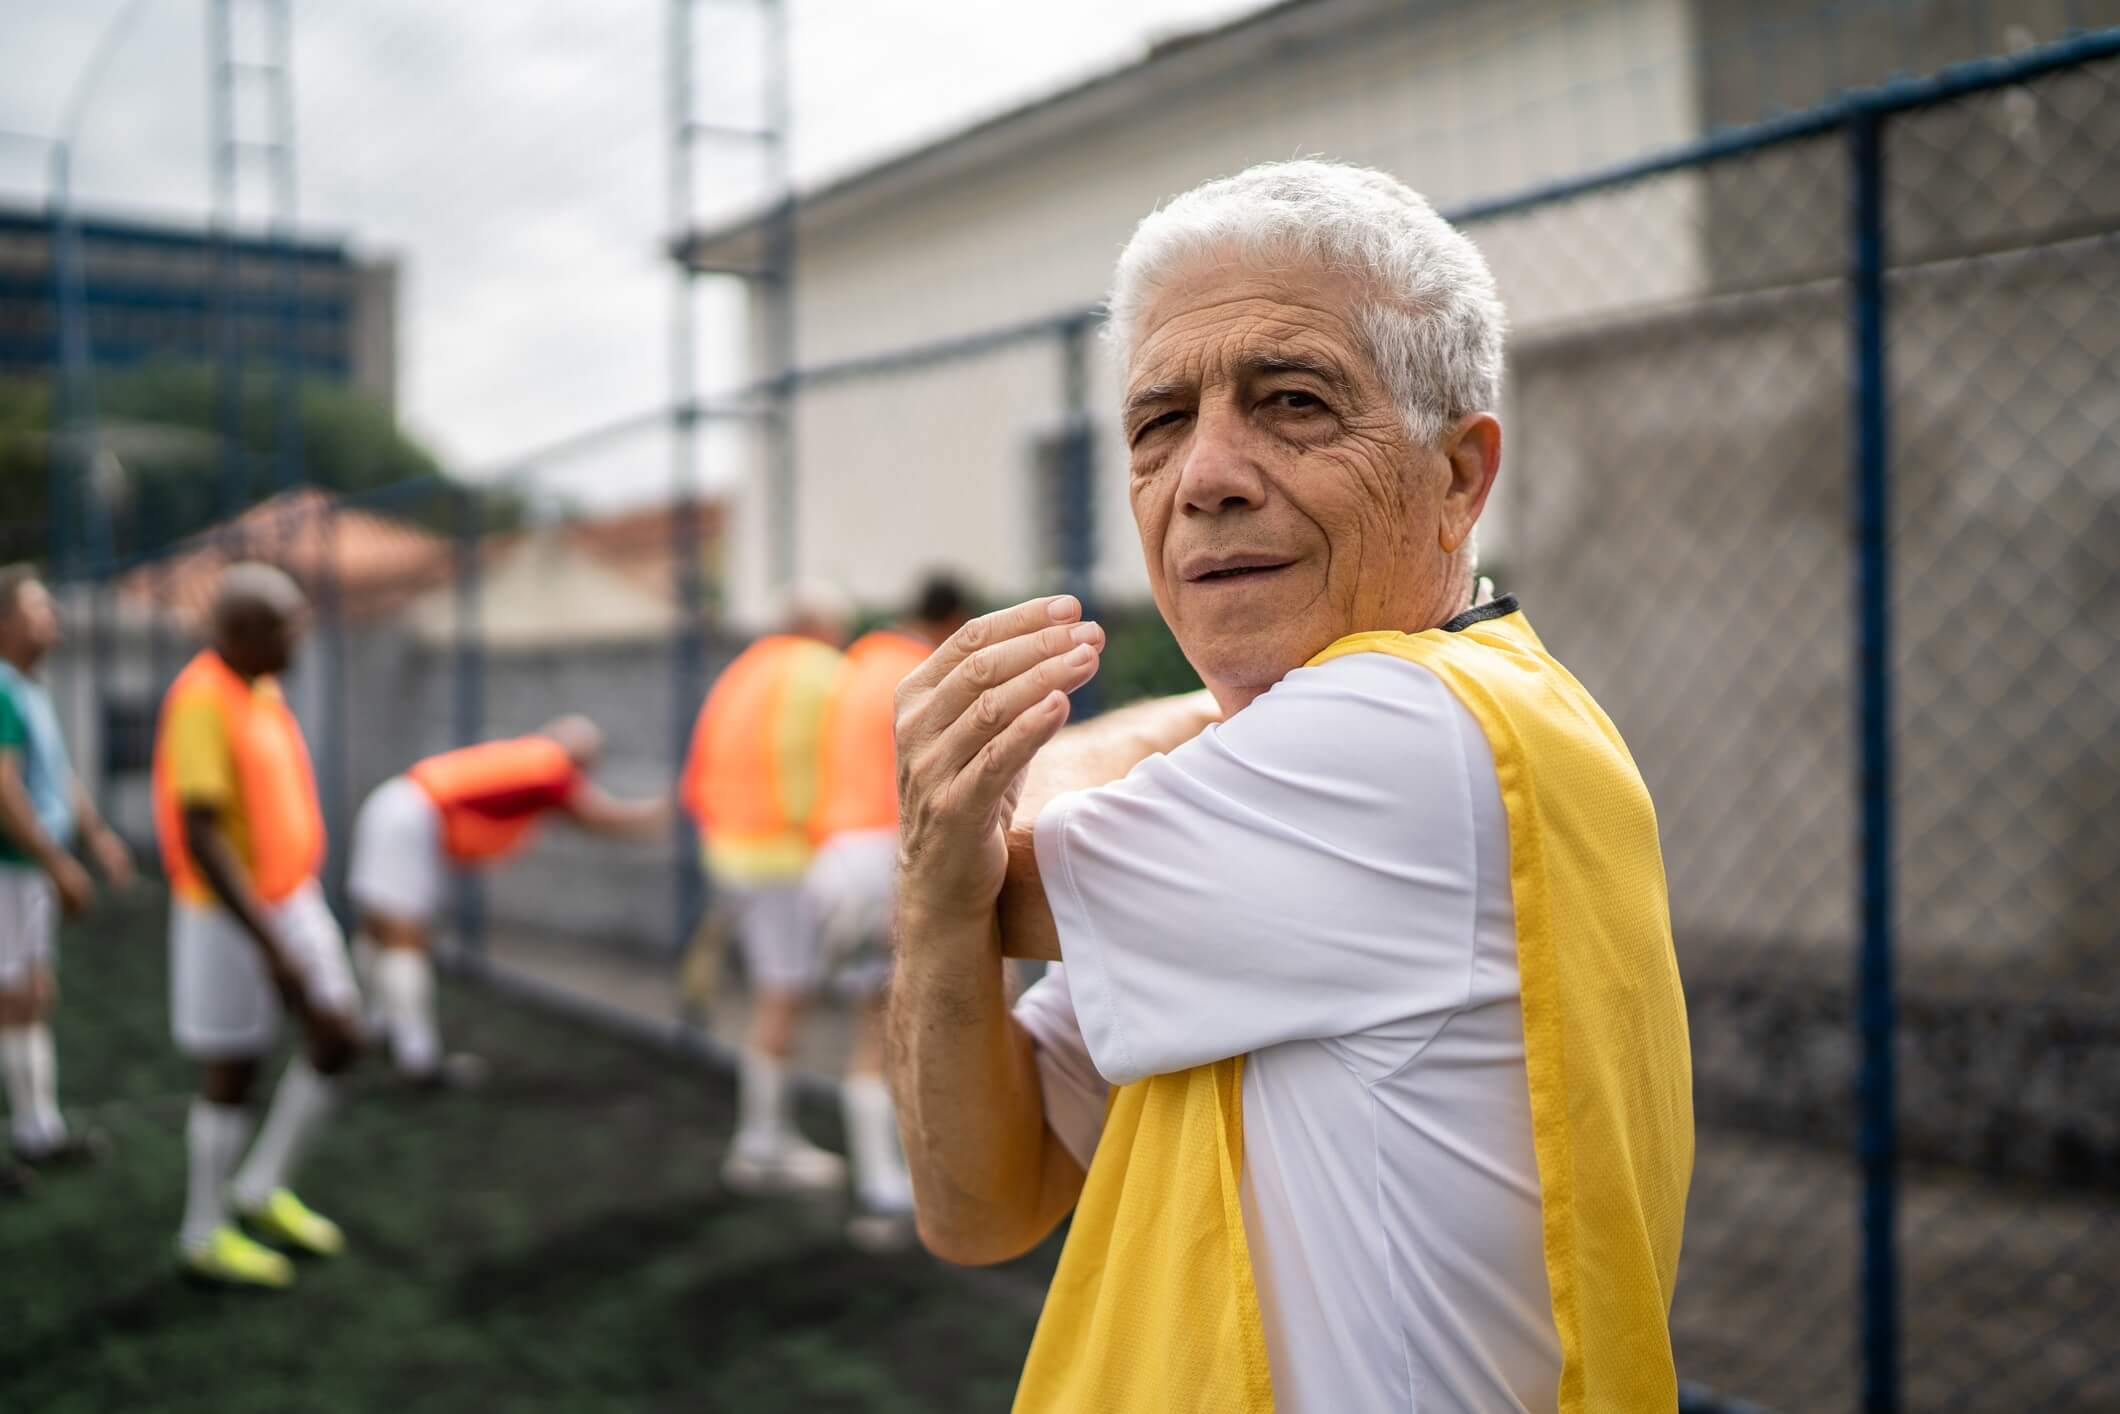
[7,7,2118,1411]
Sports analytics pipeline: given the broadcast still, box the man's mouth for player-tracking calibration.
[1184,556,1295,584]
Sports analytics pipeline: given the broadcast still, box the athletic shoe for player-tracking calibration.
[721,1136,849,1198]
[846,1206,918,1254]
[180,1225,295,1289]
[15,1125,113,1170]
[239,1188,345,1258]
[407,1052,489,1092]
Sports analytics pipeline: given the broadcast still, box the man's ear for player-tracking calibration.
[1438,412,1501,554]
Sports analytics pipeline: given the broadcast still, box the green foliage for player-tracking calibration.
[0,362,474,561]
[1096,606,1201,708]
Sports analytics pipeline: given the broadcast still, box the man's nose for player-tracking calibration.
[1176,407,1266,516]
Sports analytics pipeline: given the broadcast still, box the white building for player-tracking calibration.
[684,0,2120,983]
[683,0,2084,624]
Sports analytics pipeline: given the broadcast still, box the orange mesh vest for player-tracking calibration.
[408,735,578,863]
[810,629,931,843]
[681,634,843,883]
[153,650,325,905]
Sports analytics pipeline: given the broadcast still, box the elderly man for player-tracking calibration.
[348,717,670,1086]
[0,567,133,1193]
[154,563,363,1289]
[681,589,849,1196]
[888,162,1693,1413]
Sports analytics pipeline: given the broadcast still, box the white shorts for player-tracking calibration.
[804,830,898,999]
[169,881,361,1060]
[723,881,822,993]
[0,866,56,991]
[347,775,446,926]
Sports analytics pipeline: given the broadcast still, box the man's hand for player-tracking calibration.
[85,826,133,889]
[295,996,362,1073]
[46,853,93,917]
[894,595,1104,919]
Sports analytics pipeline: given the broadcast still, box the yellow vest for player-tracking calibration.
[1015,602,1693,1413]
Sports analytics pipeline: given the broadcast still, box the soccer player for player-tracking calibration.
[155,563,362,1289]
[805,573,970,1245]
[347,717,669,1085]
[890,162,1692,1411]
[680,590,847,1196]
[0,567,133,1194]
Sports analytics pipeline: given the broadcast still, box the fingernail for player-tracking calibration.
[1068,644,1095,665]
[1048,596,1080,621]
[1069,623,1101,644]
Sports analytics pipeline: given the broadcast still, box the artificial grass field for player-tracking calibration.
[1,889,1060,1413]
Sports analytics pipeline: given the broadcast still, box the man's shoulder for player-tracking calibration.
[1215,650,1471,774]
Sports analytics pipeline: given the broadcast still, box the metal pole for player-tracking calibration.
[45,145,77,580]
[269,0,302,502]
[453,486,486,957]
[1848,109,1900,1414]
[668,0,706,951]
[1059,316,1099,716]
[763,0,797,592]
[315,495,346,911]
[208,0,245,536]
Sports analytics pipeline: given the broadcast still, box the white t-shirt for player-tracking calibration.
[1016,651,1562,1413]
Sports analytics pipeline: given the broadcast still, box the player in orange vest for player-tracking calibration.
[347,717,669,1085]
[805,573,969,1247]
[680,589,848,1196]
[154,564,358,1290]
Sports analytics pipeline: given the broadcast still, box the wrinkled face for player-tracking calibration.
[1122,258,1463,708]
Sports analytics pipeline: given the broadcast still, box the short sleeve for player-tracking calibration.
[1033,653,1489,1085]
[164,688,236,807]
[1013,964,1110,1170]
[0,687,24,753]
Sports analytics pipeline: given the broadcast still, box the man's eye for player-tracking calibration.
[1132,410,1186,444]
[1269,390,1324,411]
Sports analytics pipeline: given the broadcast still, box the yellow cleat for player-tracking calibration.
[240,1188,345,1258]
[181,1224,295,1289]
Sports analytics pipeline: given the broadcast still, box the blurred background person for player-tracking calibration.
[806,571,972,1246]
[681,585,848,1196]
[153,564,364,1290]
[348,717,671,1087]
[0,567,132,1193]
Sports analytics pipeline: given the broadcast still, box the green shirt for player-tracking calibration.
[0,662,76,867]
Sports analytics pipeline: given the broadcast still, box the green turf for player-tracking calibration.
[1,889,1061,1413]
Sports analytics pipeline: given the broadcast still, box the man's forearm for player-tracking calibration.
[182,814,291,977]
[886,901,1082,1264]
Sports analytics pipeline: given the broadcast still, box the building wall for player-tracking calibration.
[726,0,1705,622]
[0,207,395,406]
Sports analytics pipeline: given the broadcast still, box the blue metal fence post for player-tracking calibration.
[453,485,486,958]
[1059,315,1099,716]
[1848,107,1901,1414]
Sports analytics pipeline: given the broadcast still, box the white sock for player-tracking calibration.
[229,1058,337,1211]
[352,933,385,1040]
[182,1100,254,1250]
[1,1024,64,1154]
[841,1072,911,1212]
[735,1046,793,1153]
[374,948,440,1076]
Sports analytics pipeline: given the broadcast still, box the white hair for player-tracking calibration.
[1106,160,1507,447]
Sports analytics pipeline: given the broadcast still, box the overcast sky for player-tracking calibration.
[1,0,1265,503]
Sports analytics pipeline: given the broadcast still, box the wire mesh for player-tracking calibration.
[8,7,2120,1411]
